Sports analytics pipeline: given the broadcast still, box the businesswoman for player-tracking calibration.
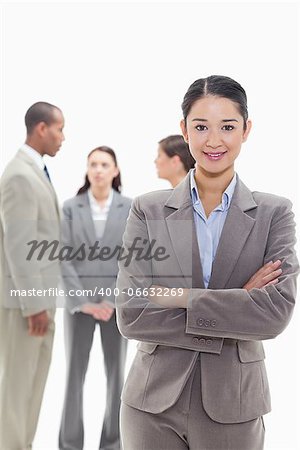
[116,76,299,450]
[154,134,195,187]
[59,146,131,450]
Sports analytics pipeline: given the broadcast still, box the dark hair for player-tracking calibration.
[181,75,248,130]
[25,101,61,134]
[77,146,122,195]
[159,135,195,173]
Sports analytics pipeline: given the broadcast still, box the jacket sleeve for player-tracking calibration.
[1,175,51,316]
[116,197,298,347]
[186,199,299,340]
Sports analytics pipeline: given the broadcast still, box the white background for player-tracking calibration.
[1,2,299,449]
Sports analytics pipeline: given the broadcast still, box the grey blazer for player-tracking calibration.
[61,190,131,311]
[116,173,299,424]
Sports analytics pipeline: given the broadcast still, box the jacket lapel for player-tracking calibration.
[76,192,98,246]
[164,173,258,290]
[76,190,125,249]
[165,174,205,288]
[101,191,125,247]
[208,177,257,289]
[16,150,60,216]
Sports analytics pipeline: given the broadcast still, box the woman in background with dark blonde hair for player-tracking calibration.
[59,146,131,450]
[154,134,195,187]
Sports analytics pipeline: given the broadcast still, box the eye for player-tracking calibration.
[222,124,235,131]
[195,124,208,131]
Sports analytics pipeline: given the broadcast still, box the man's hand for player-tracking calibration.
[27,311,49,336]
[81,301,114,322]
[243,260,282,291]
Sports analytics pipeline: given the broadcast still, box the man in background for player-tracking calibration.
[0,102,65,449]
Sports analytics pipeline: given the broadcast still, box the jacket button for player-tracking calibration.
[196,318,204,326]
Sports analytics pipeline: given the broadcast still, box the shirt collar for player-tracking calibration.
[88,188,114,209]
[20,144,44,171]
[190,168,237,212]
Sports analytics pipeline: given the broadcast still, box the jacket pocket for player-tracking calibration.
[237,340,265,363]
[136,341,158,354]
[121,346,157,409]
[200,339,270,423]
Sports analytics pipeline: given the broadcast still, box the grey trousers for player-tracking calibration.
[120,357,265,450]
[59,310,127,450]
[0,308,55,450]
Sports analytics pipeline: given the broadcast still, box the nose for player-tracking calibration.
[206,130,222,148]
[62,133,65,142]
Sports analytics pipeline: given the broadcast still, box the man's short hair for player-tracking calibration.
[25,102,61,134]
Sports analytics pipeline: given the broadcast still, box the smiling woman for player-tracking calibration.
[182,95,250,164]
[116,75,299,450]
[179,78,252,218]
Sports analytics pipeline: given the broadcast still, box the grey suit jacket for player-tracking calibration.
[61,190,131,311]
[116,173,299,423]
[0,150,61,316]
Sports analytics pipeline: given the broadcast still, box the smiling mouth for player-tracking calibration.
[203,151,227,160]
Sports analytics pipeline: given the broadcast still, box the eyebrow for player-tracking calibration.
[192,118,239,122]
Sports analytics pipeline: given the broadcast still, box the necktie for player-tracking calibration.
[43,165,51,183]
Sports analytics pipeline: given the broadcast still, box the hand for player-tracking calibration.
[92,301,114,321]
[81,301,114,322]
[243,260,282,291]
[27,311,49,336]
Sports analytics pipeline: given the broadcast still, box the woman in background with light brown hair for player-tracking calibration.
[154,134,195,187]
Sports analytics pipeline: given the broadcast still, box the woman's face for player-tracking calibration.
[180,95,251,177]
[87,150,119,190]
[154,146,182,180]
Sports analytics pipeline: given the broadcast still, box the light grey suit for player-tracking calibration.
[0,150,60,450]
[116,173,299,449]
[59,190,131,450]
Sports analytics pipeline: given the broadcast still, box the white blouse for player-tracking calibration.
[87,188,113,239]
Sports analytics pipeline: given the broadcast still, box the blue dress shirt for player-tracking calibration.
[190,169,237,288]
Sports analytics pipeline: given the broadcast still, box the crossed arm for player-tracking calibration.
[116,197,299,347]
[150,259,283,308]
